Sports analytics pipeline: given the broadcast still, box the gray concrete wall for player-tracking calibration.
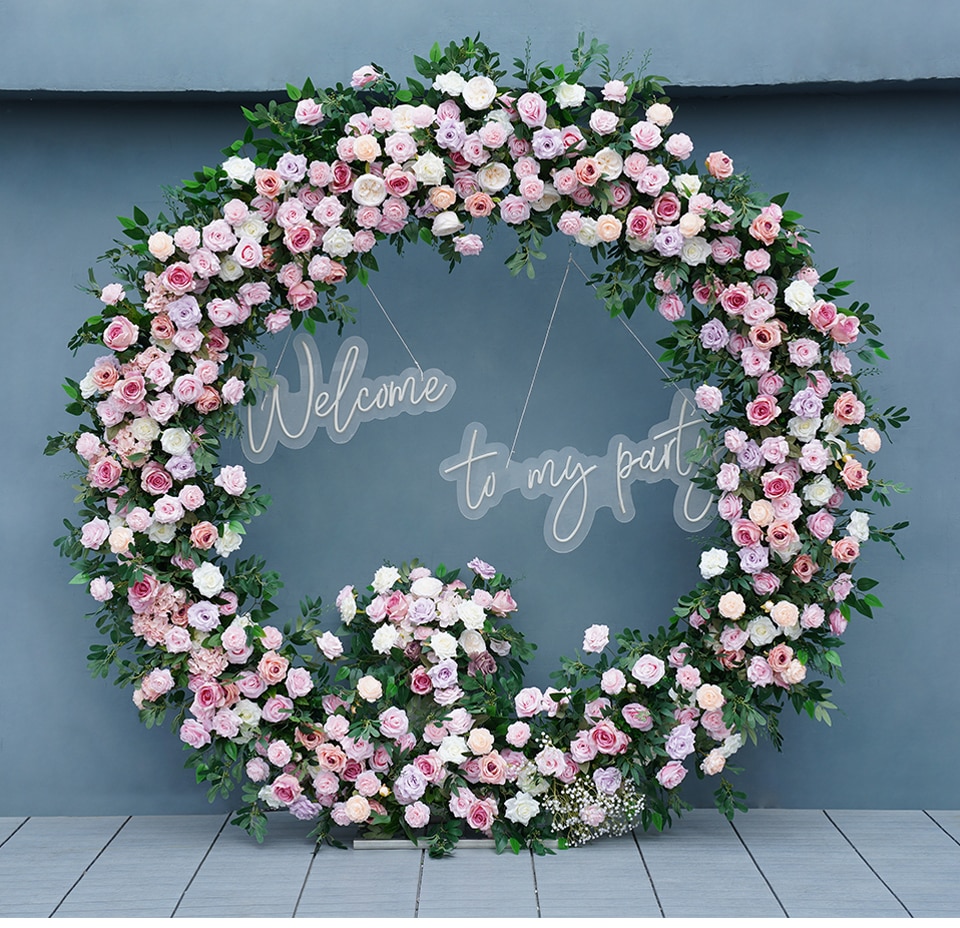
[1,0,958,93]
[1,5,957,817]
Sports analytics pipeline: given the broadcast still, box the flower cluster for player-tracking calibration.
[49,36,904,850]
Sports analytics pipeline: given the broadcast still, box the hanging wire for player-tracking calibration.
[508,253,573,462]
[568,255,688,402]
[367,282,425,379]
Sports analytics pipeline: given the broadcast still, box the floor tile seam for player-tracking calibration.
[727,817,789,917]
[48,815,132,918]
[821,810,912,917]
[923,810,960,849]
[170,813,231,918]
[632,829,665,918]
[0,817,29,850]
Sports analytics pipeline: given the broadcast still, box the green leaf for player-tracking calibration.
[69,571,90,585]
[286,82,302,101]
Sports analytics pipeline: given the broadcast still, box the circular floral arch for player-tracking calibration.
[51,37,905,855]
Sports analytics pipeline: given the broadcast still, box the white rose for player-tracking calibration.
[575,217,600,247]
[746,615,779,646]
[238,215,268,241]
[477,162,511,193]
[429,631,459,660]
[432,70,466,96]
[784,279,815,315]
[532,182,560,212]
[432,211,464,236]
[372,624,400,654]
[161,427,192,455]
[680,236,712,266]
[461,75,498,111]
[258,784,284,809]
[437,735,468,765]
[505,791,541,825]
[555,81,586,109]
[234,699,262,727]
[412,152,447,187]
[147,522,176,544]
[645,102,674,126]
[673,173,702,198]
[372,566,400,593]
[457,601,486,630]
[848,511,870,542]
[352,174,387,207]
[130,417,160,443]
[459,628,486,656]
[391,104,416,132]
[222,156,256,184]
[594,147,623,180]
[699,548,729,579]
[215,525,243,557]
[193,562,225,597]
[720,732,745,758]
[79,372,97,398]
[820,414,843,437]
[803,474,836,507]
[516,763,549,796]
[787,416,821,442]
[218,255,244,281]
[411,576,443,599]
[322,225,355,257]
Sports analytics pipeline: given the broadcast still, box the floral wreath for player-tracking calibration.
[50,37,907,856]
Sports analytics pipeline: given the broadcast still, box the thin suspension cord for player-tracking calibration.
[569,255,688,401]
[367,282,425,379]
[508,253,573,462]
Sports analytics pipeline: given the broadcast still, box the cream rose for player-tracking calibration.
[432,211,464,236]
[477,162,512,193]
[372,565,400,593]
[770,600,799,629]
[433,71,466,96]
[356,675,383,702]
[148,231,175,261]
[462,75,498,110]
[352,174,387,207]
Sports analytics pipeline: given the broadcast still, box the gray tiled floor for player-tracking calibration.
[1,810,958,917]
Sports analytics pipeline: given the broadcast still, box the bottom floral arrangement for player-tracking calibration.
[168,558,699,857]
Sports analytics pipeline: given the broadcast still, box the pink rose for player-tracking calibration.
[631,654,665,687]
[694,385,723,414]
[601,668,626,695]
[514,686,543,718]
[746,394,781,427]
[295,98,324,126]
[179,719,211,749]
[516,91,547,127]
[103,316,139,352]
[629,120,663,151]
[214,464,247,496]
[705,151,734,178]
[404,801,431,829]
[656,761,687,789]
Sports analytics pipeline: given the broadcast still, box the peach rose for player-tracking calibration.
[345,795,371,823]
[258,650,290,685]
[718,591,746,620]
[190,521,219,550]
[770,600,799,629]
[429,185,457,210]
[467,727,495,755]
[705,151,734,179]
[595,214,623,242]
[696,683,725,711]
[748,500,775,527]
[841,458,869,490]
[832,537,860,563]
[356,675,383,702]
[859,427,882,453]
